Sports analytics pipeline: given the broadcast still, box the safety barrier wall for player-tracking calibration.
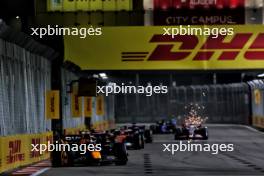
[61,68,115,133]
[0,38,52,136]
[61,68,85,130]
[0,22,116,173]
[91,95,115,131]
[0,131,52,173]
[248,80,264,128]
[115,83,250,124]
[0,23,54,173]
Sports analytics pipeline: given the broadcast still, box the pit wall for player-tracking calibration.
[0,132,52,173]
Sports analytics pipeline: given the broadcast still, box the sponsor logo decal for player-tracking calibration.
[122,33,264,62]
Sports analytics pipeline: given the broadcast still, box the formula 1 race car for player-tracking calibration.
[150,119,177,134]
[54,131,128,167]
[112,127,144,150]
[128,124,153,143]
[92,131,128,165]
[174,125,208,140]
[142,127,153,143]
[118,124,153,149]
[123,128,145,150]
[174,116,208,140]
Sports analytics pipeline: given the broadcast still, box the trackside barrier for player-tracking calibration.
[61,68,116,133]
[63,119,115,135]
[0,132,52,174]
[61,68,85,130]
[64,125,86,135]
[92,120,116,131]
[91,95,115,131]
[248,80,264,128]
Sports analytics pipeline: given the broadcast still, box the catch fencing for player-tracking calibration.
[0,38,52,136]
[115,83,250,124]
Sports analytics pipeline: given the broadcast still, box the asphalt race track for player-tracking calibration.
[41,125,264,176]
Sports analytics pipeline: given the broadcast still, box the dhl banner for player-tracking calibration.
[71,93,83,117]
[45,90,60,119]
[64,25,264,70]
[96,96,104,116]
[84,97,93,117]
[0,132,52,173]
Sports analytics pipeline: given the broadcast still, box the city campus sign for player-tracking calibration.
[153,0,245,25]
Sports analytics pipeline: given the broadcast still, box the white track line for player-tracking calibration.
[204,124,264,135]
[30,168,50,176]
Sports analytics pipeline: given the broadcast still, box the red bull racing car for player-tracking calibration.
[54,131,128,167]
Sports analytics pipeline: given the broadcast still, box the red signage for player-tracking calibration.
[30,138,41,158]
[153,0,245,25]
[6,140,25,164]
[153,0,245,10]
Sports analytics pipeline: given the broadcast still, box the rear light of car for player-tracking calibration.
[91,151,101,159]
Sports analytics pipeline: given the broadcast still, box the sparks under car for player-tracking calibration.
[174,116,208,140]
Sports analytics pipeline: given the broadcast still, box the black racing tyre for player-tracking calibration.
[140,135,145,149]
[150,125,156,134]
[174,128,182,140]
[114,143,128,165]
[51,150,62,167]
[60,151,73,167]
[134,135,141,150]
[201,127,209,140]
[144,130,153,143]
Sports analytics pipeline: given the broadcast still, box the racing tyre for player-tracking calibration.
[140,135,145,149]
[150,125,156,134]
[134,135,141,150]
[60,151,73,167]
[51,150,62,167]
[201,127,208,140]
[174,128,182,140]
[114,143,128,165]
[144,130,153,143]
